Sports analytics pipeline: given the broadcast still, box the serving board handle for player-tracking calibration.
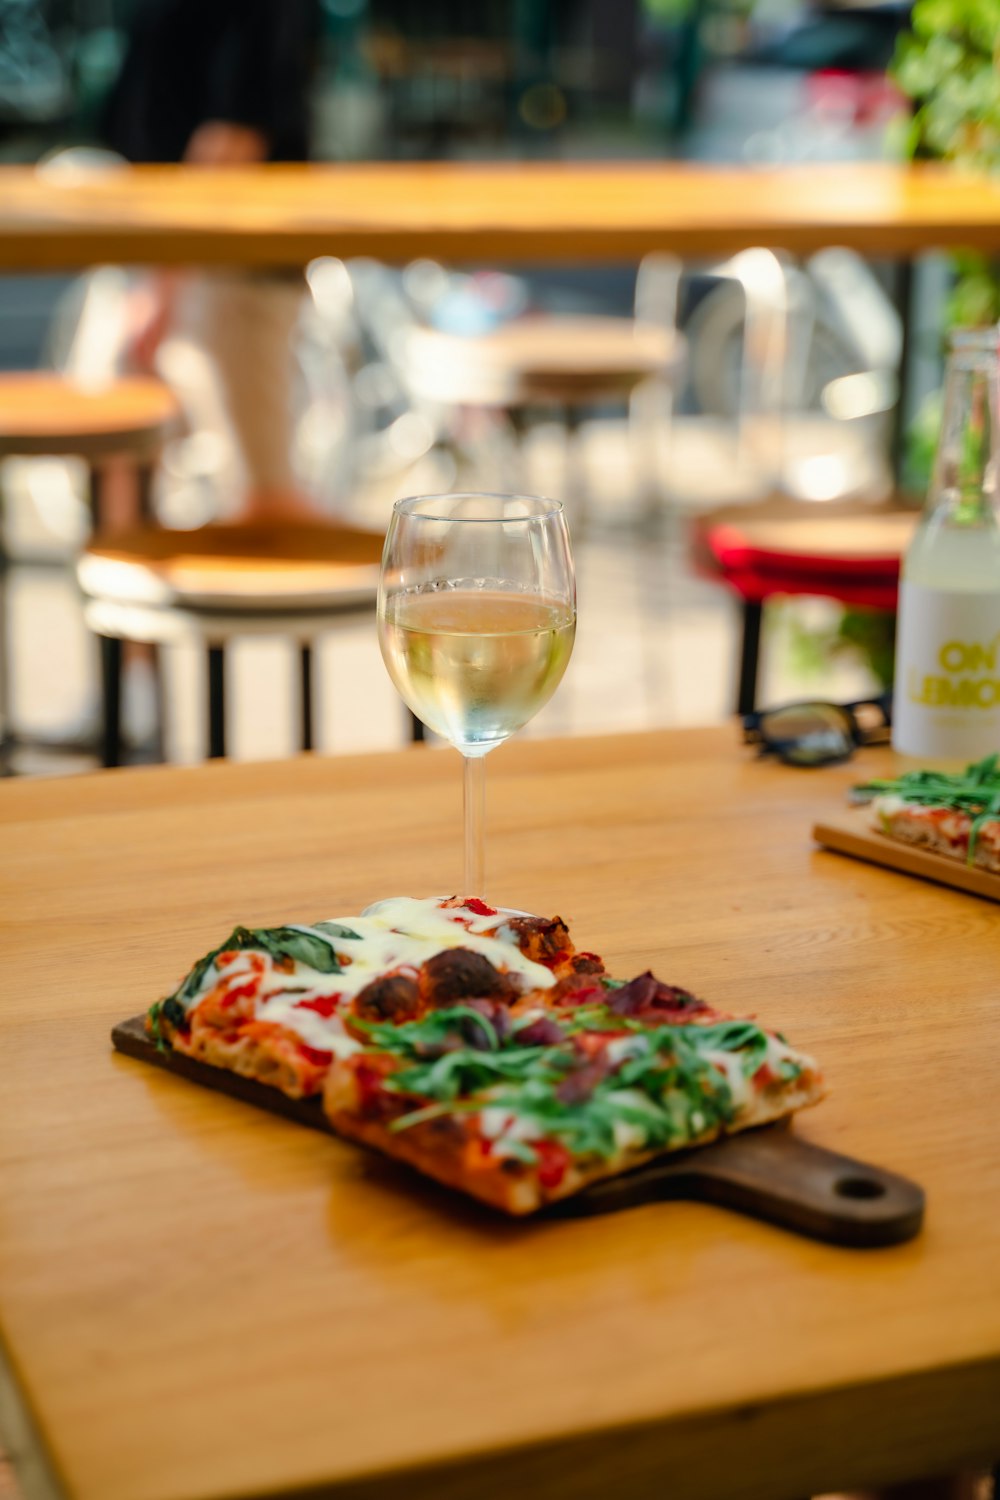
[558,1127,925,1247]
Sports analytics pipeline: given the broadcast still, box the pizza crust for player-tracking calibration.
[164,1021,329,1099]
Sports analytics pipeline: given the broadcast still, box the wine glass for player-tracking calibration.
[378,493,576,899]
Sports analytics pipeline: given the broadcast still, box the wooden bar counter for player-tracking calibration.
[1,162,1000,269]
[0,728,998,1500]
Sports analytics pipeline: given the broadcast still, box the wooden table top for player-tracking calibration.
[1,728,998,1500]
[2,161,1000,269]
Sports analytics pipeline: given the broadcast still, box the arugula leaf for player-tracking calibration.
[387,1018,744,1163]
[388,1099,480,1132]
[680,1020,766,1051]
[371,993,780,1168]
[389,1045,570,1103]
[356,1006,502,1057]
[968,789,1000,865]
[560,1003,628,1034]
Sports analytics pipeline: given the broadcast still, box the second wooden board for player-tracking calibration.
[813,804,1000,903]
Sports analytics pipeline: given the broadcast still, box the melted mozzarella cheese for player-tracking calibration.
[254,991,362,1057]
[605,1035,647,1066]
[181,896,554,1053]
[479,1106,526,1141]
[703,1048,752,1110]
[478,1104,543,1161]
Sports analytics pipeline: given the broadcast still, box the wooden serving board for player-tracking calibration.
[112,1015,924,1250]
[813,805,1000,903]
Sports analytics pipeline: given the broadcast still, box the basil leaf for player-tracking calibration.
[252,926,344,973]
[162,997,188,1031]
[147,1000,167,1052]
[169,922,344,1007]
[172,926,258,1004]
[314,921,363,941]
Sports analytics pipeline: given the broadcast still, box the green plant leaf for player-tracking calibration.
[313,921,363,941]
[169,923,345,1008]
[253,926,345,973]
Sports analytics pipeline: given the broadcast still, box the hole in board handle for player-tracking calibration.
[834,1175,886,1200]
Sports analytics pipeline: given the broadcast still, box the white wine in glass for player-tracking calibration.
[378,494,576,898]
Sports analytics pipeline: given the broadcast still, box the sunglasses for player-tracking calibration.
[742,692,892,768]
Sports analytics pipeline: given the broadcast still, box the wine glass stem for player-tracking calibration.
[463,754,486,898]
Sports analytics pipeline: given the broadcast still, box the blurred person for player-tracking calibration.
[102,0,325,523]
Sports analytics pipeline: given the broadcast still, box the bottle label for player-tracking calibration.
[892,582,1000,758]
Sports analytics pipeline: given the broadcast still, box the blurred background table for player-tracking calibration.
[0,163,998,269]
[1,728,997,1500]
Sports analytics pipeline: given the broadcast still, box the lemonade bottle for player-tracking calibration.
[892,326,1000,759]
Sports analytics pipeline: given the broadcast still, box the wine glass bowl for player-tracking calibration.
[377,493,576,895]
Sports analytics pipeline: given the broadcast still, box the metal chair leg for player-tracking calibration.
[737,599,764,716]
[149,643,166,763]
[0,479,12,773]
[99,636,124,768]
[300,643,314,753]
[409,711,425,743]
[563,404,587,533]
[207,646,226,759]
[136,463,156,523]
[88,465,107,531]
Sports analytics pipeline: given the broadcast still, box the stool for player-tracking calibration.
[0,373,180,767]
[76,521,420,764]
[0,373,180,523]
[403,316,685,522]
[693,496,918,714]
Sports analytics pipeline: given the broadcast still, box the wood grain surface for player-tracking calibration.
[1,729,999,1500]
[814,804,1000,904]
[1,162,1000,269]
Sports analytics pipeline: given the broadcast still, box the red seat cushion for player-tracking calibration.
[699,521,902,612]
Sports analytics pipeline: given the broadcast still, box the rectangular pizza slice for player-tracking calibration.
[145,897,603,1098]
[857,754,1000,875]
[323,969,825,1215]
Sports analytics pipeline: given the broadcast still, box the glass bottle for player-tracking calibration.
[892,326,1000,759]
